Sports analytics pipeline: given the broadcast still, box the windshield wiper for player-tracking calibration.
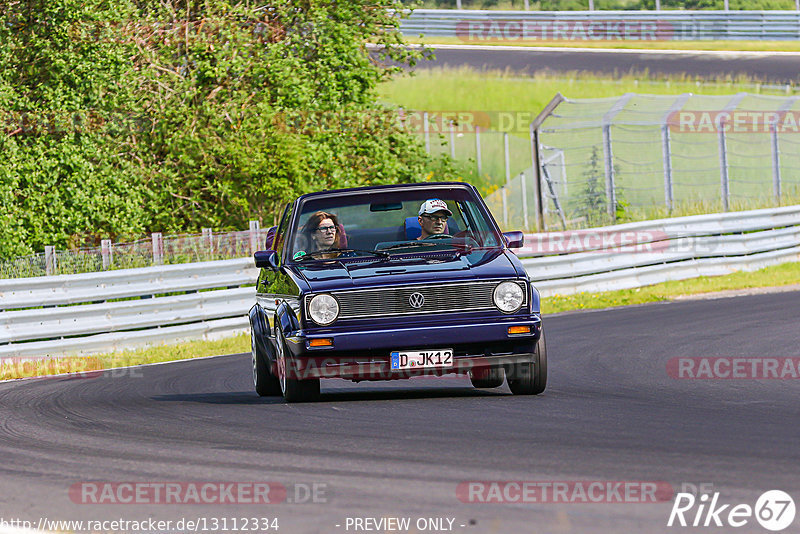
[379,241,437,251]
[296,248,390,261]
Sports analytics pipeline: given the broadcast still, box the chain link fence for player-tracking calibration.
[414,92,800,232]
[0,225,269,279]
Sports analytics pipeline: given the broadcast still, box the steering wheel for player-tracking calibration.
[424,233,453,240]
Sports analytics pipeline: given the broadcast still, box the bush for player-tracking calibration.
[0,0,453,258]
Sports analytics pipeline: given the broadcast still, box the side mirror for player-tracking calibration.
[264,226,277,250]
[502,231,524,249]
[254,250,280,270]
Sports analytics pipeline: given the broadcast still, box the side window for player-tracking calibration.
[273,202,294,256]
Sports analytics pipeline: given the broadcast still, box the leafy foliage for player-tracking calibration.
[0,0,451,259]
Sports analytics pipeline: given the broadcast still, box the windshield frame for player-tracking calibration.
[282,183,503,265]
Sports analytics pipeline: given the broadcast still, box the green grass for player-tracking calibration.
[379,66,796,114]
[0,333,249,381]
[406,35,800,53]
[543,259,800,313]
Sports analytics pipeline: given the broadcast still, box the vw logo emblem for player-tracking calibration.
[408,292,425,309]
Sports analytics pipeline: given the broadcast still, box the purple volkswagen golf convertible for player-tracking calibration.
[249,182,546,402]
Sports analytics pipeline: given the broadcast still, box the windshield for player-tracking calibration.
[286,187,502,262]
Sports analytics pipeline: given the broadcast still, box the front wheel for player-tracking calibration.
[252,329,281,396]
[507,329,547,395]
[275,329,320,403]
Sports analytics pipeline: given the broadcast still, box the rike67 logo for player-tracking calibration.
[668,490,795,531]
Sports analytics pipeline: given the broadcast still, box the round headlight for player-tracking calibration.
[308,294,339,326]
[493,282,524,313]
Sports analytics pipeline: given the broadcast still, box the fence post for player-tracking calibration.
[202,227,213,255]
[770,122,781,205]
[529,93,565,232]
[717,93,746,213]
[718,124,730,212]
[661,93,690,213]
[423,111,430,154]
[503,133,511,227]
[475,125,482,176]
[602,124,616,220]
[449,120,456,159]
[152,232,163,265]
[521,171,529,231]
[45,246,56,276]
[101,239,113,269]
[249,220,260,254]
[661,125,674,211]
[600,93,633,222]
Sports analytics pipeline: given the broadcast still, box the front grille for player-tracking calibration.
[306,280,526,320]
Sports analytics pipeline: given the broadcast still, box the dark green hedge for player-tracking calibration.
[0,0,452,259]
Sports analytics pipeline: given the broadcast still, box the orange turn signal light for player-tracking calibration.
[508,326,531,335]
[309,338,333,347]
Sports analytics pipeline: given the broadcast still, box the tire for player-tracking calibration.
[275,328,320,403]
[470,367,505,388]
[507,329,547,395]
[252,328,281,396]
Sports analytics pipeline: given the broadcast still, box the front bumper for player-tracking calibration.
[281,315,542,380]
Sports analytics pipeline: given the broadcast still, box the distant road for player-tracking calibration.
[413,44,800,84]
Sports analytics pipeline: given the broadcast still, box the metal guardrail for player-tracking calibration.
[0,206,797,358]
[0,258,258,358]
[521,205,800,296]
[401,9,800,40]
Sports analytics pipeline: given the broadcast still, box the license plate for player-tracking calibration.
[390,349,454,370]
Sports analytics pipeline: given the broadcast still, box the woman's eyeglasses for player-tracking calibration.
[315,225,337,234]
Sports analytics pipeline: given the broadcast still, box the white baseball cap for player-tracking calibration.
[418,198,452,216]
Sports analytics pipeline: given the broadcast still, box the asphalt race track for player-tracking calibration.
[415,45,800,84]
[1,291,799,533]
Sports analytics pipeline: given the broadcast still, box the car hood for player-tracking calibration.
[292,249,520,292]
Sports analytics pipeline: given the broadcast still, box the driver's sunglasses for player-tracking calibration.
[422,214,448,222]
[315,225,337,234]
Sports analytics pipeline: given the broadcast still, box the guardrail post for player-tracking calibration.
[152,232,163,265]
[423,111,430,154]
[661,124,674,211]
[101,239,113,269]
[45,246,56,276]
[771,122,781,205]
[475,125,482,176]
[249,220,260,254]
[718,124,730,212]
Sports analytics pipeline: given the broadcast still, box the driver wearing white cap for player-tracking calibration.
[417,199,453,240]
